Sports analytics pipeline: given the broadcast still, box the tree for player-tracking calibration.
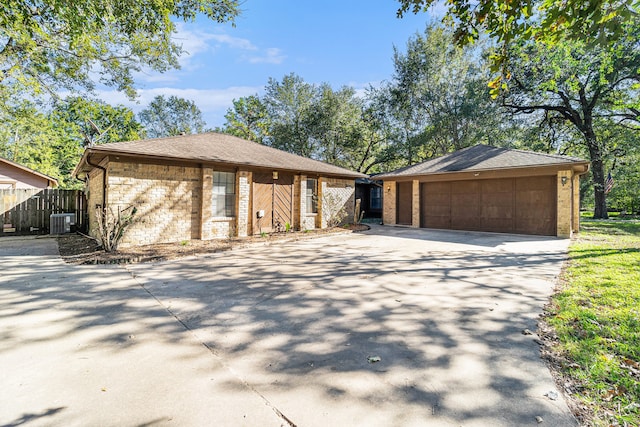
[0,1,239,103]
[501,21,640,218]
[53,96,144,147]
[222,77,391,173]
[0,97,143,188]
[222,95,271,143]
[139,95,206,138]
[396,1,638,58]
[0,101,80,187]
[263,73,318,157]
[382,25,508,165]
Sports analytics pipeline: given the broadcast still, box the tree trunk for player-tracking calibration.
[585,132,608,219]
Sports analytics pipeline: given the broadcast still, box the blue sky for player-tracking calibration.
[99,2,438,127]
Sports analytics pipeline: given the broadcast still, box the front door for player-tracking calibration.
[252,173,294,234]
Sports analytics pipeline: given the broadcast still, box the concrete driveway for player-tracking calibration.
[0,227,577,426]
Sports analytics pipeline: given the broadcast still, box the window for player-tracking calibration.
[306,178,318,213]
[212,171,235,217]
[370,186,382,210]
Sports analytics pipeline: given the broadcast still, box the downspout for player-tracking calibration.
[85,153,107,208]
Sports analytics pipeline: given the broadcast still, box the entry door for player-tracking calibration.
[252,173,293,234]
[396,182,413,225]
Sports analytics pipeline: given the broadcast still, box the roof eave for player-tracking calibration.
[377,161,592,180]
[76,148,366,179]
[0,157,59,186]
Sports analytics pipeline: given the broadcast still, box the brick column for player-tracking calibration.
[200,167,213,240]
[557,170,573,238]
[296,175,306,231]
[572,173,581,234]
[318,177,325,229]
[236,170,251,237]
[412,179,420,227]
[383,181,396,225]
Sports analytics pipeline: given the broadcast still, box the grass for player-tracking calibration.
[545,220,640,426]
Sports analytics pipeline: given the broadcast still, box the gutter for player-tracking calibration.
[85,152,107,208]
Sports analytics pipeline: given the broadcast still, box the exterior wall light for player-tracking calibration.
[272,171,278,180]
[561,176,568,186]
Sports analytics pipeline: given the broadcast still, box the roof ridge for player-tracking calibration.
[507,146,582,161]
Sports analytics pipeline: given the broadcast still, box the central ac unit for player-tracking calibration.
[50,213,74,234]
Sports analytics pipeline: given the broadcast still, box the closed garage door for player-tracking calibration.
[420,176,556,236]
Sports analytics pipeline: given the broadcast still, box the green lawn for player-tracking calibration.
[545,220,640,426]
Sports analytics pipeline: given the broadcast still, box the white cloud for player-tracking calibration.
[246,48,286,64]
[95,86,264,127]
[172,23,284,68]
[207,34,258,51]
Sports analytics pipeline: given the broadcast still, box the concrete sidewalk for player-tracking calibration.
[0,227,578,426]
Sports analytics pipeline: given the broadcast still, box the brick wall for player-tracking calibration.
[320,178,355,228]
[86,162,106,241]
[412,179,420,227]
[107,161,202,246]
[90,158,358,246]
[382,180,396,225]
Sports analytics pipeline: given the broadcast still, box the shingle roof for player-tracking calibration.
[75,132,366,178]
[376,145,589,179]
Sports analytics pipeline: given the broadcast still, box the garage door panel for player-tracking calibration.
[423,215,451,229]
[420,183,450,228]
[426,182,451,193]
[420,176,556,236]
[482,178,513,193]
[451,181,479,193]
[514,177,556,235]
[425,204,450,216]
[481,205,513,219]
[451,193,479,208]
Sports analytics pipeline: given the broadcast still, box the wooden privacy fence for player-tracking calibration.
[0,189,87,236]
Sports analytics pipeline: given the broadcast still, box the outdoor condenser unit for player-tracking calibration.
[50,213,75,234]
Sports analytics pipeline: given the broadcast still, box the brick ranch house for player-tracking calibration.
[73,133,366,247]
[376,145,590,238]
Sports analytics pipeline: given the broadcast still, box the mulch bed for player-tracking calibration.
[57,224,369,265]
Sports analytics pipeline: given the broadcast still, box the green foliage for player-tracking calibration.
[0,97,142,188]
[502,21,640,219]
[380,24,512,166]
[546,220,640,426]
[139,95,207,138]
[396,0,638,84]
[263,73,318,157]
[0,101,85,187]
[222,95,270,143]
[0,1,239,103]
[221,73,390,173]
[53,96,144,146]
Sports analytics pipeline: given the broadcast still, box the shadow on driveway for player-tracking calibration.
[125,226,577,427]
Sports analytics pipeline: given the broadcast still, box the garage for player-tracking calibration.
[377,145,590,238]
[420,176,557,236]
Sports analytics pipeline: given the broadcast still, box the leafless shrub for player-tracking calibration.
[95,205,137,252]
[322,192,348,228]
